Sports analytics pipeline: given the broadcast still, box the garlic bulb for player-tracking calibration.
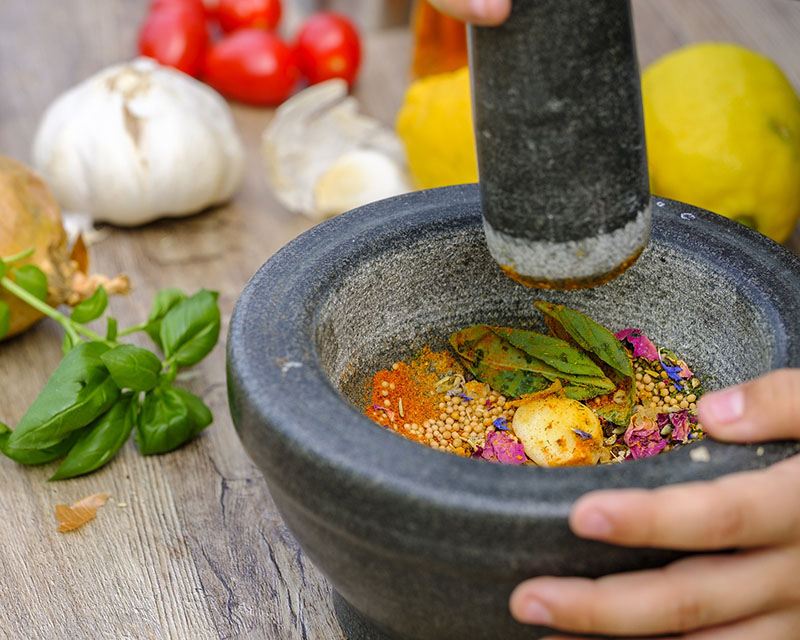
[262,79,412,220]
[32,58,245,226]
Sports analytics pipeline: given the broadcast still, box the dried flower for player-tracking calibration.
[493,417,510,431]
[624,411,668,459]
[615,328,659,361]
[572,428,592,440]
[479,431,526,465]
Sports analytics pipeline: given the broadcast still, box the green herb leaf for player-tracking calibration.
[106,317,118,341]
[8,341,120,451]
[0,257,6,279]
[0,301,10,340]
[101,344,162,392]
[160,290,220,367]
[135,386,211,455]
[449,325,615,397]
[144,287,187,350]
[49,392,138,480]
[13,264,48,301]
[534,301,633,378]
[62,331,77,355]
[1,422,85,466]
[70,285,108,324]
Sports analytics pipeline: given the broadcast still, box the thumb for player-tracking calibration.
[697,368,800,442]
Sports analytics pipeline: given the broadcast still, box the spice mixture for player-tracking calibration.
[364,305,706,467]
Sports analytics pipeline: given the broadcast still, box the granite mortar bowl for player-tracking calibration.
[227,184,800,640]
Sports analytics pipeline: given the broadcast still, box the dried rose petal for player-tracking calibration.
[615,328,659,361]
[480,431,526,465]
[624,413,668,460]
[677,360,693,379]
[670,410,691,442]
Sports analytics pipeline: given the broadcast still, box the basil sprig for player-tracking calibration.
[0,251,221,480]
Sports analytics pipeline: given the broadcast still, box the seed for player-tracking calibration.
[645,382,655,392]
[660,371,669,379]
[680,399,690,409]
[669,385,677,393]
[660,388,669,397]
[686,394,697,403]
[439,413,447,421]
[642,374,652,384]
[392,363,400,370]
[657,381,666,390]
[389,383,396,390]
[635,373,643,381]
[452,437,462,448]
[676,393,684,401]
[381,390,389,397]
[445,417,454,426]
[690,402,697,410]
[443,430,452,439]
[381,381,389,389]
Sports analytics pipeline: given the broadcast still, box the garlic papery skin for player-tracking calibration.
[32,58,245,227]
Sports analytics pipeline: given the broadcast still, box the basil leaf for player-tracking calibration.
[49,392,138,480]
[1,423,85,466]
[144,287,186,350]
[61,332,76,355]
[135,386,211,455]
[0,301,9,339]
[70,285,108,324]
[160,290,220,367]
[13,265,48,301]
[8,341,120,450]
[106,316,118,341]
[101,344,162,392]
[170,387,212,437]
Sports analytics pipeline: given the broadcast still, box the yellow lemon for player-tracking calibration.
[643,43,800,242]
[396,66,478,189]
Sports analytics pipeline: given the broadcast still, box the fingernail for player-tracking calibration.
[703,387,745,425]
[521,599,552,625]
[470,0,489,18]
[572,508,612,538]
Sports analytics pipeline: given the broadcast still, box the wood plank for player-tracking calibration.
[0,1,798,638]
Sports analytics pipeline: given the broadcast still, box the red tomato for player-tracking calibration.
[294,12,361,87]
[138,5,208,76]
[216,0,281,32]
[148,0,206,16]
[203,29,300,105]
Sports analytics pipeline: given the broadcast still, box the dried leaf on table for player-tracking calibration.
[55,492,110,532]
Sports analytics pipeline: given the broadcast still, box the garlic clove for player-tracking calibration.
[262,79,410,219]
[312,149,411,220]
[512,395,604,467]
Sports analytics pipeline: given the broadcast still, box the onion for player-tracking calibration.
[0,155,129,340]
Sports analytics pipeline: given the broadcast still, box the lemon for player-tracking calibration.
[396,66,478,189]
[643,43,800,242]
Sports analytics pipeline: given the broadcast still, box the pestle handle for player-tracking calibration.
[469,0,651,289]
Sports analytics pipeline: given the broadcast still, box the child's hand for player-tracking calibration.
[510,369,800,638]
[427,0,511,26]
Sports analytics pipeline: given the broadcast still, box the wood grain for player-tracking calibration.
[0,1,798,638]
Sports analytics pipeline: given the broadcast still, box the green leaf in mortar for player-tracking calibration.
[534,301,633,378]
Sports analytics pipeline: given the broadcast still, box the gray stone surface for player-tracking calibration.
[227,185,800,640]
[470,0,651,286]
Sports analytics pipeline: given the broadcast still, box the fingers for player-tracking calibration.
[568,454,800,549]
[426,0,511,26]
[541,608,800,640]
[698,369,800,442]
[509,546,799,637]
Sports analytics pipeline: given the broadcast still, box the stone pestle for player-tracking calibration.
[469,0,651,289]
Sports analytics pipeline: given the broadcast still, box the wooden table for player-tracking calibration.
[1,2,798,637]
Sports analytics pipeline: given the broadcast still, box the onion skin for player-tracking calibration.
[0,156,67,338]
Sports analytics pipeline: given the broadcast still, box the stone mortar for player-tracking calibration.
[227,184,800,640]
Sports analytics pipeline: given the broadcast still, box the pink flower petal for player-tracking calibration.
[480,431,527,465]
[615,327,659,361]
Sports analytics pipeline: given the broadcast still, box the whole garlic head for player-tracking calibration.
[33,58,245,226]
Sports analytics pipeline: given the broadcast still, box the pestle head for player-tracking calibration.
[470,0,651,289]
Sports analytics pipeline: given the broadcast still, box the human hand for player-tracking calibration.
[426,0,511,26]
[509,369,800,639]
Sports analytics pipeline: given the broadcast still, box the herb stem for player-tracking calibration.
[0,276,104,343]
[2,248,36,263]
[117,323,148,337]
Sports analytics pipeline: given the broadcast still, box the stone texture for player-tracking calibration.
[470,0,651,285]
[227,185,800,640]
